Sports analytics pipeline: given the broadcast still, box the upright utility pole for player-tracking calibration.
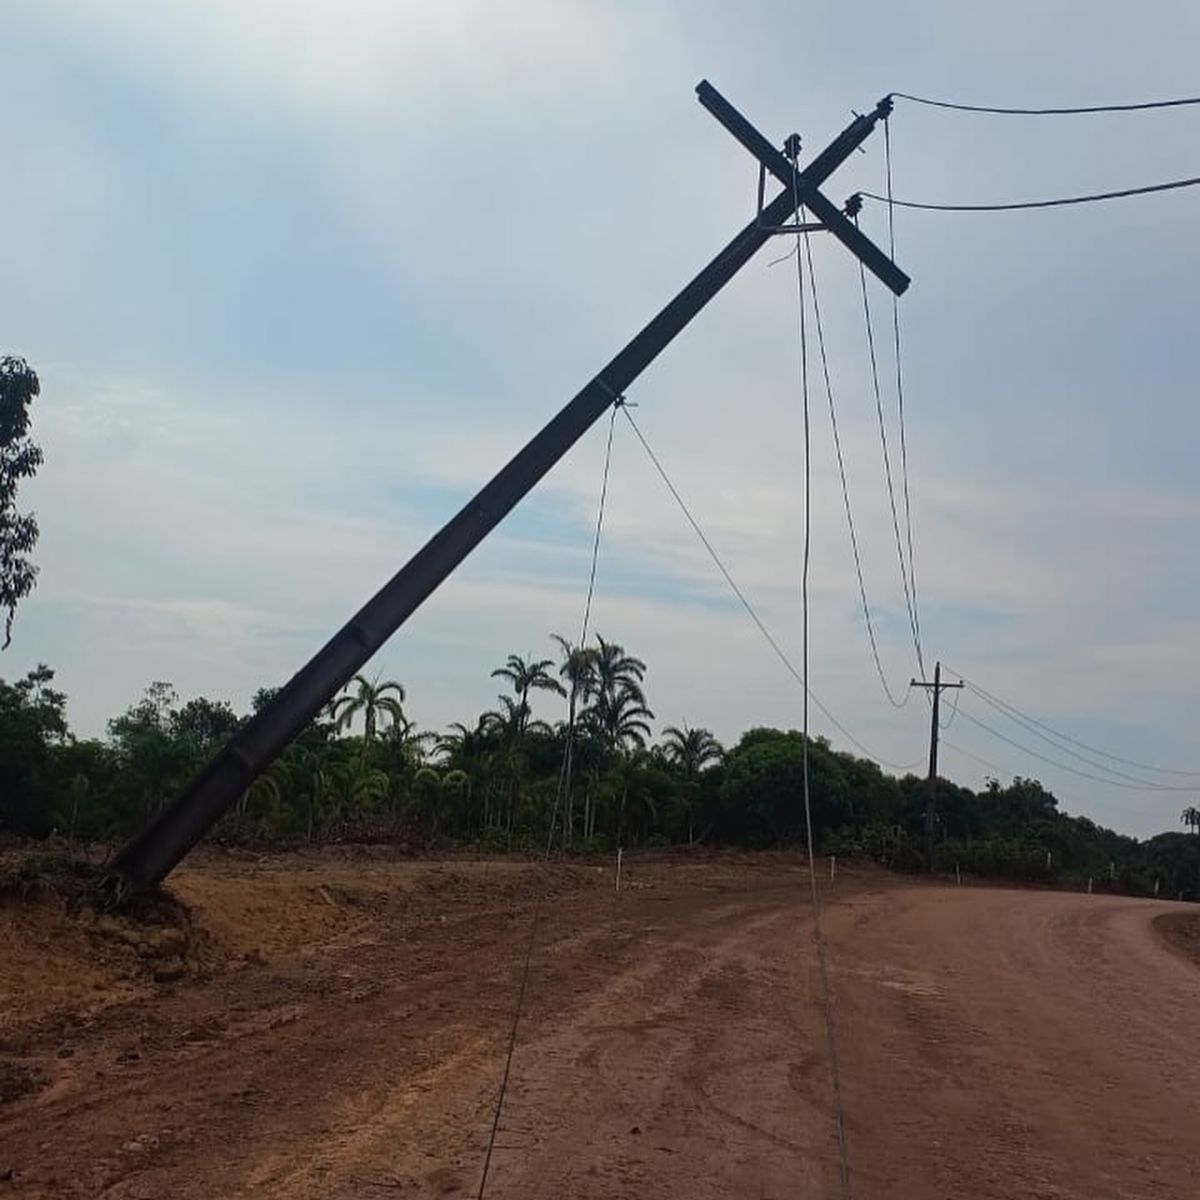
[109,82,909,891]
[911,662,963,872]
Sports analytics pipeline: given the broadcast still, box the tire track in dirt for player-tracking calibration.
[826,886,1200,1199]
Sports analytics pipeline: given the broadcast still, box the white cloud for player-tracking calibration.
[4,1,1200,839]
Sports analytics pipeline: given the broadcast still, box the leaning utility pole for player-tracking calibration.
[911,662,963,872]
[109,81,910,891]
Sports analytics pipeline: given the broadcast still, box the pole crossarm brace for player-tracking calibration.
[107,81,912,891]
[696,82,910,295]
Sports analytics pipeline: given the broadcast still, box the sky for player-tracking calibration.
[3,0,1199,838]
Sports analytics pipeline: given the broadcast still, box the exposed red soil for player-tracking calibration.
[1,851,1197,1198]
[1154,910,1200,968]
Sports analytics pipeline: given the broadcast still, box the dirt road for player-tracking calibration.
[2,857,1197,1198]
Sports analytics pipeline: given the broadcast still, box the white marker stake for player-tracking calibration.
[829,855,836,882]
[955,863,962,886]
[1087,877,1093,894]
[1154,878,1161,897]
[615,847,623,892]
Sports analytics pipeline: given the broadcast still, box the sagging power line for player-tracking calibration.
[889,90,1200,116]
[857,174,1200,213]
[789,158,853,1200]
[948,668,1200,779]
[621,405,919,774]
[479,406,621,1200]
[955,705,1197,793]
[801,221,911,709]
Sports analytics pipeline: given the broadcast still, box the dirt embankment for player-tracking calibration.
[1153,910,1200,967]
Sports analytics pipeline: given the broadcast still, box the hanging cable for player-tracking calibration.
[576,405,618,649]
[947,667,1200,779]
[544,403,620,858]
[477,404,619,1200]
[789,164,853,1200]
[941,737,1005,776]
[801,226,911,709]
[955,705,1198,792]
[889,90,1200,116]
[853,206,924,678]
[857,174,1200,212]
[882,118,924,678]
[938,683,961,732]
[940,738,1180,823]
[959,681,1195,789]
[619,405,920,774]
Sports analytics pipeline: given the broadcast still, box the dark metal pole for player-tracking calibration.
[925,661,941,870]
[109,83,904,890]
[911,661,963,872]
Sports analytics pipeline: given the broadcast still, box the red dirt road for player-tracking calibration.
[2,858,1198,1198]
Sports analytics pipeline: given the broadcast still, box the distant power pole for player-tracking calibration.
[911,662,964,872]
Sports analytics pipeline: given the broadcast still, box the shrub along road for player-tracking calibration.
[1,854,1197,1198]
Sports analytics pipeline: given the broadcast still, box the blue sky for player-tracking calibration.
[3,1,1199,837]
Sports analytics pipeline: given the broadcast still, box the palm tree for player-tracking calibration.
[662,724,723,776]
[551,634,599,846]
[588,684,654,757]
[376,715,434,824]
[238,769,282,833]
[661,724,723,845]
[409,766,473,839]
[489,658,564,846]
[292,750,332,844]
[592,636,647,706]
[1182,806,1200,836]
[437,717,500,834]
[330,674,406,744]
[491,654,566,737]
[331,758,390,824]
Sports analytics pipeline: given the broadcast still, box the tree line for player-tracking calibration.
[2,634,1198,899]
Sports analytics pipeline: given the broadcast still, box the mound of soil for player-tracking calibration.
[1154,910,1200,967]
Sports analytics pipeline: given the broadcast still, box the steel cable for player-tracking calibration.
[800,226,911,709]
[791,166,853,1199]
[889,90,1200,116]
[620,406,919,774]
[858,174,1200,212]
[477,404,619,1199]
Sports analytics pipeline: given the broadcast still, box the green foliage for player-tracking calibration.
[0,637,1193,898]
[0,356,42,648]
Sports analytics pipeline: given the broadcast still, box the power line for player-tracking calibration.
[790,174,853,1200]
[577,404,618,649]
[857,174,1200,212]
[954,704,1197,792]
[619,405,919,773]
[940,736,1005,776]
[800,226,910,709]
[882,119,923,676]
[940,736,1189,823]
[889,91,1200,116]
[476,897,542,1199]
[960,680,1195,789]
[939,684,961,732]
[948,668,1200,779]
[479,406,619,1199]
[851,209,925,679]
